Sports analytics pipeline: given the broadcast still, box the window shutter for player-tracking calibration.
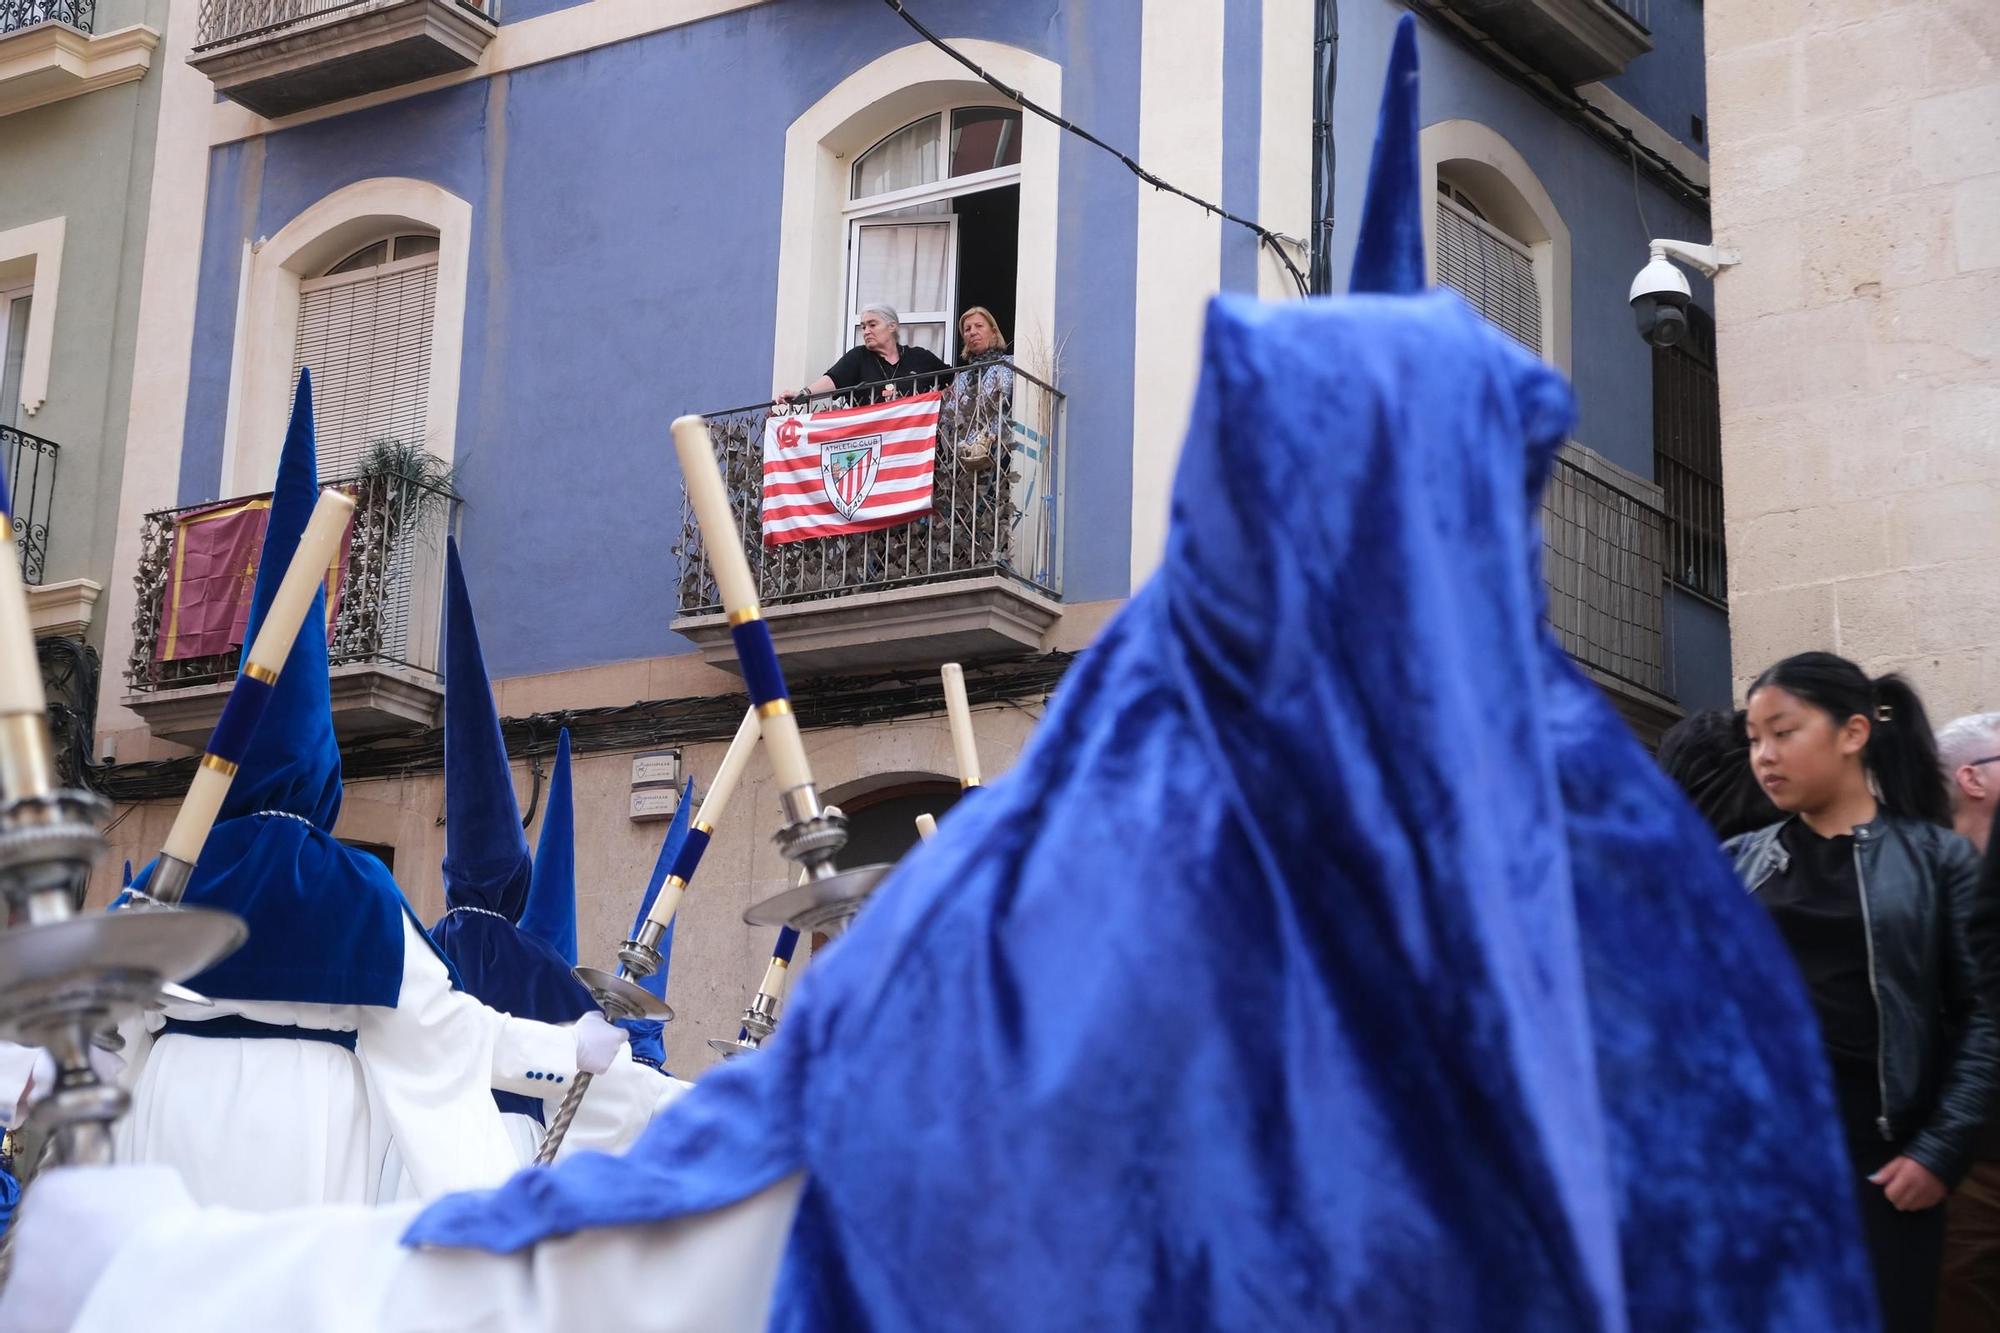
[1435,197,1543,358]
[293,257,438,477]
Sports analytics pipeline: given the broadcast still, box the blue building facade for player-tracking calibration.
[102,0,1726,1062]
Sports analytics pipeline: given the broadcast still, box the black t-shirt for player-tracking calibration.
[822,344,949,402]
[1762,820,1880,1080]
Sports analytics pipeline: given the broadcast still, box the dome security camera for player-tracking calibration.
[1629,240,1739,349]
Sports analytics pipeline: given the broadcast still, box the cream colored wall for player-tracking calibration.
[94,705,1035,1077]
[1707,0,2000,717]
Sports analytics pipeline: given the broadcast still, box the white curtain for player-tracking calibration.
[851,115,940,199]
[852,220,953,355]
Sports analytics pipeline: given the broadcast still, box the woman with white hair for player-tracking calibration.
[791,302,948,405]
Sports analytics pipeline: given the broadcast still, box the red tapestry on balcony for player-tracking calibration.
[761,391,939,545]
[157,496,350,662]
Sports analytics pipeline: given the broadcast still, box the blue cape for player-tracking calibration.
[131,370,416,1008]
[409,291,1870,1330]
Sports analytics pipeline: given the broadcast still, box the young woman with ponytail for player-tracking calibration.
[1731,651,1995,1329]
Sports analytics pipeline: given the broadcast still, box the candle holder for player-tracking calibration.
[706,988,781,1061]
[742,785,894,939]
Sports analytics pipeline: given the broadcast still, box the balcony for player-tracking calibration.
[1542,445,1679,746]
[1434,0,1651,85]
[123,466,458,748]
[0,0,158,119]
[7,425,98,636]
[673,361,1065,677]
[189,0,495,120]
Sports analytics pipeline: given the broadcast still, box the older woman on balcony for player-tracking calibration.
[790,303,948,405]
[946,306,1014,471]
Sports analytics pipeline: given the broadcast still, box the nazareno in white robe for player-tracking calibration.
[114,913,599,1208]
[4,1163,804,1333]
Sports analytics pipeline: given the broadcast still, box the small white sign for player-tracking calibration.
[631,750,682,788]
[629,786,681,822]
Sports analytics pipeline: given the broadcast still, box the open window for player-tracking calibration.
[844,107,1022,361]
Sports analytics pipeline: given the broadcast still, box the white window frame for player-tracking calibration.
[1419,120,1571,373]
[771,47,1059,400]
[839,104,1023,367]
[0,283,33,429]
[223,178,470,496]
[0,217,66,422]
[844,214,960,359]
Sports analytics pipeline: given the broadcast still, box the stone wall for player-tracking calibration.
[1706,0,1998,717]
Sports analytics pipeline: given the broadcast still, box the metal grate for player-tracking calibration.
[675,359,1064,615]
[1541,450,1668,698]
[1653,307,1725,603]
[1436,196,1543,358]
[194,0,485,48]
[126,469,458,692]
[0,0,92,34]
[4,426,57,586]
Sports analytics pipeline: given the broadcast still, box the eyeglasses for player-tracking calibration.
[1967,755,2000,769]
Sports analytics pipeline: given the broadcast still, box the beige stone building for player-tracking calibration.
[1706,0,2000,716]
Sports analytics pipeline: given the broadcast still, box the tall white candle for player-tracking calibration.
[915,813,938,842]
[0,519,49,718]
[695,707,761,832]
[246,491,356,676]
[756,954,791,1001]
[756,707,815,795]
[157,489,355,869]
[670,416,759,614]
[940,663,981,787]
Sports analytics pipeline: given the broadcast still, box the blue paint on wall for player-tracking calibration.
[1052,0,1139,607]
[1218,0,1263,293]
[1603,0,1707,161]
[495,0,589,22]
[179,0,1126,676]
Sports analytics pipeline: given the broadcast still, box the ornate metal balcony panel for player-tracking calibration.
[0,0,93,34]
[5,426,57,586]
[672,360,1066,676]
[190,0,494,119]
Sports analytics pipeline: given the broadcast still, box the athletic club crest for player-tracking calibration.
[821,435,883,520]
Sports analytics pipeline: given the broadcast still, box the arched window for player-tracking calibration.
[1434,173,1542,356]
[293,231,441,475]
[845,106,1022,359]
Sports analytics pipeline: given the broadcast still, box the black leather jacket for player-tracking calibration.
[1728,814,1997,1185]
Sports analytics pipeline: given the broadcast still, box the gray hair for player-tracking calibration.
[860,302,900,329]
[1938,712,2000,772]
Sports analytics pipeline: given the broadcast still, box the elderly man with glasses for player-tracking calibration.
[1937,711,2000,1333]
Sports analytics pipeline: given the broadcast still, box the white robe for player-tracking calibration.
[0,1163,802,1333]
[115,915,591,1208]
[377,1060,694,1199]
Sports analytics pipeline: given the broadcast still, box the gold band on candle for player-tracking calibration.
[243,662,279,686]
[727,606,764,627]
[770,956,789,971]
[694,821,715,836]
[756,698,793,721]
[664,874,688,890]
[199,754,240,777]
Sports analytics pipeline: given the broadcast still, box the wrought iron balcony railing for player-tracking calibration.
[0,0,93,35]
[1541,449,1669,699]
[194,0,481,49]
[5,426,57,586]
[675,358,1064,617]
[127,468,458,693]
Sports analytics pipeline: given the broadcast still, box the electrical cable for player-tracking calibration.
[880,0,1312,297]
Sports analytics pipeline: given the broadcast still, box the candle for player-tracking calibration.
[0,486,49,719]
[915,813,938,842]
[695,707,760,834]
[247,491,356,678]
[642,707,762,936]
[940,663,981,788]
[670,416,759,614]
[756,953,791,1002]
[156,489,356,871]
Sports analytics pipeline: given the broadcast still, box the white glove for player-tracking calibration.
[5,1045,126,1129]
[572,1011,628,1076]
[0,1165,197,1333]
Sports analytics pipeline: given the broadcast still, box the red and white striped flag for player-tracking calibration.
[761,392,940,546]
